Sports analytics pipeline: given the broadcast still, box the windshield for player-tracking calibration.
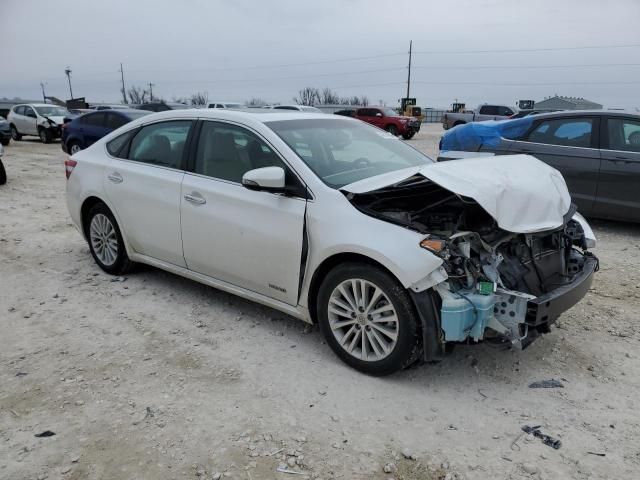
[125,110,153,119]
[34,106,69,117]
[383,108,398,116]
[225,103,244,109]
[267,118,432,188]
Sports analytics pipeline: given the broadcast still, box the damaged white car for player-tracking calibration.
[65,111,598,375]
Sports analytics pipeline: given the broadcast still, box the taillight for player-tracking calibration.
[65,158,77,179]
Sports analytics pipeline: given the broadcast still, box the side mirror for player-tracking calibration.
[375,112,383,117]
[242,166,286,193]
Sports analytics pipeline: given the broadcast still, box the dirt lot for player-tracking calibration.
[1,124,639,480]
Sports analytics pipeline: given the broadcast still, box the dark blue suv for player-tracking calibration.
[61,109,150,154]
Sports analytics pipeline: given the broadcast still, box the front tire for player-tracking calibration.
[385,124,398,136]
[10,126,21,141]
[39,128,52,144]
[0,160,6,185]
[402,132,415,140]
[1,138,9,146]
[317,262,420,376]
[85,203,134,275]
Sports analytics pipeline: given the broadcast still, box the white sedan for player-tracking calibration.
[65,110,598,375]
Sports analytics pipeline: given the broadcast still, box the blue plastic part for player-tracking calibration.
[440,292,496,342]
[440,117,534,152]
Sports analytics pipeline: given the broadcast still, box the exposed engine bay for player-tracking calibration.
[344,174,598,349]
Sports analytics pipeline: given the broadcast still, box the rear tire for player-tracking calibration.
[1,138,9,146]
[453,121,466,127]
[68,141,82,155]
[0,160,6,185]
[85,203,134,275]
[402,132,415,140]
[385,124,398,136]
[317,262,420,376]
[10,125,21,141]
[39,128,52,144]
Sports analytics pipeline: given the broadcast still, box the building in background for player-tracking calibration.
[535,95,603,110]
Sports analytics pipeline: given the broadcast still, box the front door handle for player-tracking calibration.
[107,172,123,183]
[184,192,206,205]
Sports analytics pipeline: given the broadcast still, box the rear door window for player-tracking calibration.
[606,118,640,153]
[526,118,594,148]
[128,120,192,169]
[82,113,108,127]
[479,105,498,115]
[105,113,128,130]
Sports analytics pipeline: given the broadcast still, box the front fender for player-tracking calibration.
[300,194,447,309]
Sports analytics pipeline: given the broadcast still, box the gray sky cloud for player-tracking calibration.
[1,0,639,108]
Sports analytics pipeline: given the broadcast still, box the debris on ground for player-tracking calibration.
[521,425,562,449]
[528,379,564,389]
[34,430,56,438]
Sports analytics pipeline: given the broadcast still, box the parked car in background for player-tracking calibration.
[7,104,70,143]
[270,105,323,113]
[136,102,192,112]
[89,104,130,111]
[438,110,640,222]
[442,104,517,130]
[0,116,11,145]
[207,102,245,109]
[65,109,596,374]
[334,109,356,117]
[61,109,151,154]
[353,107,420,139]
[508,109,561,119]
[0,144,5,185]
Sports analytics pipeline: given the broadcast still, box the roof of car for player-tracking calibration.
[125,108,332,124]
[16,103,58,108]
[530,109,639,119]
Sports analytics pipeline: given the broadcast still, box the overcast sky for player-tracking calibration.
[2,0,639,108]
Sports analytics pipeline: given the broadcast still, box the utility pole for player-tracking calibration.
[148,82,155,102]
[64,67,74,99]
[406,40,412,100]
[119,63,128,104]
[40,82,47,103]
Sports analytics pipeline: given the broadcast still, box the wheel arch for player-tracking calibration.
[306,252,403,325]
[79,195,135,257]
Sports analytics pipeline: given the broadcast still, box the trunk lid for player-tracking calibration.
[341,155,571,234]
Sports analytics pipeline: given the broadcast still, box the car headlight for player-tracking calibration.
[572,212,596,249]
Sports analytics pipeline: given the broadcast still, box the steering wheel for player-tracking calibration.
[352,157,371,168]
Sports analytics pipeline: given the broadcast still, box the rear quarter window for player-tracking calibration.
[106,130,135,158]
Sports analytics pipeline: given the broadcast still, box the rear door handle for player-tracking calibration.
[184,192,206,205]
[107,172,123,183]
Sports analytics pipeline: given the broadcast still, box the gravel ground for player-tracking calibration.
[1,125,639,480]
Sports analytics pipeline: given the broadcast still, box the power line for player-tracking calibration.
[413,43,640,55]
[412,63,640,70]
[413,80,640,86]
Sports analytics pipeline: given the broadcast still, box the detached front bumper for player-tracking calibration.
[526,254,598,326]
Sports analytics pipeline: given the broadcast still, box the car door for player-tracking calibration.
[23,106,38,135]
[594,116,640,221]
[10,106,24,131]
[180,120,306,306]
[103,120,193,267]
[506,116,601,216]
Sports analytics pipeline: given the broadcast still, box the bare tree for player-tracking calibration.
[320,88,340,105]
[294,87,320,106]
[190,91,208,107]
[127,85,149,104]
[246,97,267,107]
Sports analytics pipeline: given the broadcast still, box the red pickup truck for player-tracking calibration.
[352,107,421,139]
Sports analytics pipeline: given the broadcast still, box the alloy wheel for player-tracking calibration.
[89,213,119,266]
[70,143,82,155]
[327,278,399,362]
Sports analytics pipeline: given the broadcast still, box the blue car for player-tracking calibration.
[61,109,150,154]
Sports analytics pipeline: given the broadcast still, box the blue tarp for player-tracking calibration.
[440,117,534,152]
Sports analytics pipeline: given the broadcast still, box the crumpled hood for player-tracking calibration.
[42,115,66,126]
[341,155,572,233]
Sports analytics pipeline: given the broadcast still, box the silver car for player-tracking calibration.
[65,109,597,375]
[7,103,70,143]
